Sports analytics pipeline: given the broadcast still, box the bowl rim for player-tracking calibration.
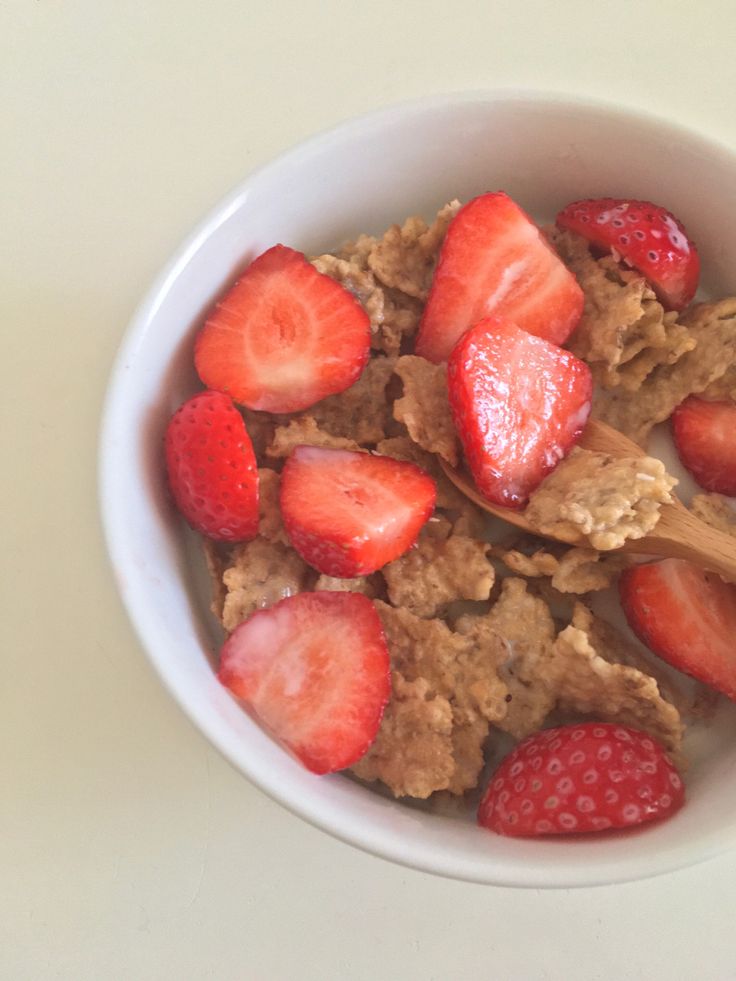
[98,88,736,888]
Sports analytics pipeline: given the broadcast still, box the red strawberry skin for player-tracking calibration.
[280,445,436,577]
[672,397,736,495]
[164,390,258,542]
[415,192,583,363]
[194,245,370,413]
[478,723,684,837]
[218,591,391,774]
[620,559,736,700]
[556,198,700,311]
[447,317,593,508]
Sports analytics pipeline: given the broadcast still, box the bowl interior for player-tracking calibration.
[100,93,736,887]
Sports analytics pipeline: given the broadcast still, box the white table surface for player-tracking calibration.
[4,2,736,978]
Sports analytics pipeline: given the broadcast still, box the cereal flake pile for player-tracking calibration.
[203,203,736,800]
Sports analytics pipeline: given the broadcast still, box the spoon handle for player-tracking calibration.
[626,503,736,581]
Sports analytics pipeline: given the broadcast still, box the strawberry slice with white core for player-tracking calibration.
[415,192,584,363]
[556,197,700,311]
[620,558,736,701]
[447,317,593,508]
[195,244,370,413]
[672,397,736,495]
[218,591,391,774]
[280,445,436,577]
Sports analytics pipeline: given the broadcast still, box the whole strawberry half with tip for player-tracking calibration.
[218,591,391,774]
[415,191,584,363]
[478,722,684,837]
[620,558,736,701]
[195,244,371,413]
[164,390,258,542]
[672,396,736,495]
[280,445,436,577]
[447,317,593,508]
[556,197,700,311]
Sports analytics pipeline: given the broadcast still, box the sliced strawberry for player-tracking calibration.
[672,397,736,495]
[556,197,700,311]
[478,722,684,837]
[218,591,391,774]
[280,445,436,577]
[194,245,370,413]
[620,558,736,700]
[447,317,592,508]
[164,390,258,542]
[415,192,583,363]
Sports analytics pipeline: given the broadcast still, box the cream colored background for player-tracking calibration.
[4,1,736,978]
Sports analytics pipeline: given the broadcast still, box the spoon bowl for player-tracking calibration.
[441,419,736,581]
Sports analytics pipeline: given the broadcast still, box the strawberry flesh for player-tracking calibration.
[218,591,391,774]
[415,192,583,363]
[447,317,593,508]
[280,445,436,577]
[195,244,370,413]
[164,390,258,542]
[672,396,736,495]
[478,722,684,837]
[556,197,700,311]
[620,558,736,701]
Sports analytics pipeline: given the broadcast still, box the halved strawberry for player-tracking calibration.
[415,192,583,363]
[195,245,370,413]
[280,445,436,577]
[447,318,593,508]
[164,390,258,542]
[672,397,736,495]
[218,591,391,774]
[620,559,736,700]
[556,198,700,311]
[478,723,684,837]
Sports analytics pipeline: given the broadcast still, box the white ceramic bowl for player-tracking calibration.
[100,91,736,887]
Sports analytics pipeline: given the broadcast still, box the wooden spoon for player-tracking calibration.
[441,418,736,581]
